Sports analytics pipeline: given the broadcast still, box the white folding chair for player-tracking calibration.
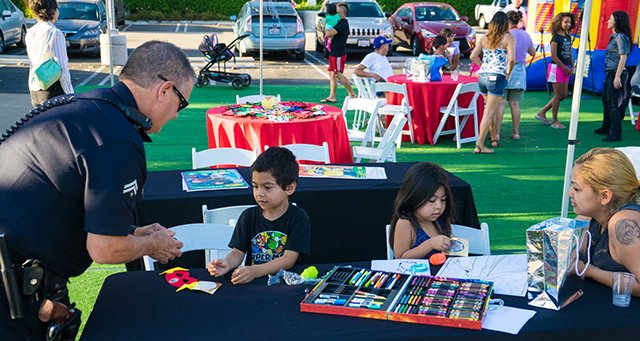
[451,223,491,256]
[616,147,640,179]
[385,224,394,260]
[202,204,255,227]
[143,223,234,270]
[352,112,407,163]
[350,74,378,129]
[370,82,415,146]
[433,83,481,149]
[627,93,639,125]
[236,94,281,104]
[191,147,257,169]
[341,97,382,148]
[265,142,331,164]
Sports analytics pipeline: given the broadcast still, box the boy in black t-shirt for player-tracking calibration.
[207,147,311,284]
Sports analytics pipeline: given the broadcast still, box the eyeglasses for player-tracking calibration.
[157,74,189,112]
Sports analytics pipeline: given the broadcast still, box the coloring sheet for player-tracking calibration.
[436,254,528,297]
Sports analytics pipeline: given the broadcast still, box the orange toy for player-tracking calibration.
[429,252,447,266]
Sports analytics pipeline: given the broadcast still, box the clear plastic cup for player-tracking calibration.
[451,69,459,82]
[612,272,635,307]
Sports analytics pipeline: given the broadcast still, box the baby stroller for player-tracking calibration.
[196,34,252,90]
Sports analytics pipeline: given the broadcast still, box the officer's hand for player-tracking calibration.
[149,229,183,263]
[134,223,166,236]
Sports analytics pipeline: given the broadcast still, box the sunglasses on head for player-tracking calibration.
[157,74,189,112]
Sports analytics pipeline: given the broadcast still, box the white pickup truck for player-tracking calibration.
[475,0,508,29]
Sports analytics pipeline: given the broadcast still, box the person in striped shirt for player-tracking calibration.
[26,0,73,106]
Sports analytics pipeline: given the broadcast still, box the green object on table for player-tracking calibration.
[301,266,318,280]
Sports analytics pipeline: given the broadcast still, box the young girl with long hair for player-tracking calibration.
[594,11,632,142]
[534,13,575,129]
[389,162,454,259]
[470,11,515,153]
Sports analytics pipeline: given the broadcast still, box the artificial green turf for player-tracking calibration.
[69,84,638,336]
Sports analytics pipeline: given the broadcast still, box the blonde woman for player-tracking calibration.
[26,0,73,106]
[470,11,515,153]
[570,148,640,296]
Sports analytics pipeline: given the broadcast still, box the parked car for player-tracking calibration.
[315,0,394,54]
[233,0,306,60]
[0,0,26,54]
[105,0,125,27]
[389,2,476,56]
[56,0,107,56]
[475,0,508,29]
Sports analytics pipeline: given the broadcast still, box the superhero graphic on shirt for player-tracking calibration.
[250,230,287,264]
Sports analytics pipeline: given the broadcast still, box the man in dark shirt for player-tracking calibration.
[321,2,356,103]
[0,41,192,339]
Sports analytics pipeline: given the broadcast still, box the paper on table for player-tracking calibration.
[482,305,536,335]
[436,254,528,296]
[298,165,387,179]
[371,259,430,275]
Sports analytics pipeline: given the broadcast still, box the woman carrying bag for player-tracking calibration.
[26,0,73,106]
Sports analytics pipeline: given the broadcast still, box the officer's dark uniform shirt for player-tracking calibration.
[0,82,147,279]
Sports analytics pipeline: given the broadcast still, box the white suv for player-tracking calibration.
[315,0,393,54]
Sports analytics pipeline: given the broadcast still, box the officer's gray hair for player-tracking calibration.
[120,41,196,89]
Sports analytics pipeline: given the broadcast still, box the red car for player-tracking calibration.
[389,2,476,56]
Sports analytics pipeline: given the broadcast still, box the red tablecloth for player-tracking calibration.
[387,74,485,145]
[206,103,353,163]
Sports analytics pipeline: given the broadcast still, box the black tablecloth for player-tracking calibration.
[134,163,479,265]
[81,263,640,340]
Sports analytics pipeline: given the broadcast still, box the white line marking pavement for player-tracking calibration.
[184,24,188,33]
[121,24,132,32]
[175,23,181,32]
[98,66,121,86]
[304,53,330,80]
[78,65,105,86]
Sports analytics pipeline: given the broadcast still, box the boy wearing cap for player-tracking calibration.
[354,36,394,82]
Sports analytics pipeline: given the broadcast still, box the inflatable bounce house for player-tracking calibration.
[525,0,640,92]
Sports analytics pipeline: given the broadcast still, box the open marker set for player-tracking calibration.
[300,266,493,330]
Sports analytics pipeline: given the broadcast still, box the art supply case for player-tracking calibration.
[300,266,493,330]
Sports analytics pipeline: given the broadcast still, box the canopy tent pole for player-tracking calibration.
[105,0,115,86]
[560,0,593,217]
[259,0,263,95]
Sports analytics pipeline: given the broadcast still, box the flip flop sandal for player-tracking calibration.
[535,114,551,125]
[320,98,337,103]
[473,145,494,154]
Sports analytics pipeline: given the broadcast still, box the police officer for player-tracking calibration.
[0,41,192,339]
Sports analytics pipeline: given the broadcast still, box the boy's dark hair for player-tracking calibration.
[439,28,455,37]
[326,3,337,15]
[389,162,454,247]
[433,35,448,49]
[251,147,298,190]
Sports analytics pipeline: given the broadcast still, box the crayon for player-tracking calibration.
[355,271,369,287]
[318,294,346,299]
[354,290,386,300]
[314,298,347,305]
[364,272,380,288]
[386,274,400,290]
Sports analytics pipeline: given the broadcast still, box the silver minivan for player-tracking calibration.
[0,0,26,53]
[233,0,306,60]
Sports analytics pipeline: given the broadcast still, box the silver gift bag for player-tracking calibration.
[526,217,591,310]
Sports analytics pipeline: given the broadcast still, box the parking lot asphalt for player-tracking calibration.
[0,21,479,131]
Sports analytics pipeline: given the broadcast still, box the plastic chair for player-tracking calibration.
[142,223,234,270]
[385,224,394,260]
[351,75,378,129]
[191,147,257,169]
[451,223,491,256]
[202,204,255,227]
[265,142,331,164]
[370,82,415,146]
[616,147,640,179]
[352,112,407,163]
[433,83,481,149]
[341,97,382,148]
[627,93,639,125]
[236,94,281,104]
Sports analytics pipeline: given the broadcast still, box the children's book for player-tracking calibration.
[181,169,249,192]
[298,165,387,179]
